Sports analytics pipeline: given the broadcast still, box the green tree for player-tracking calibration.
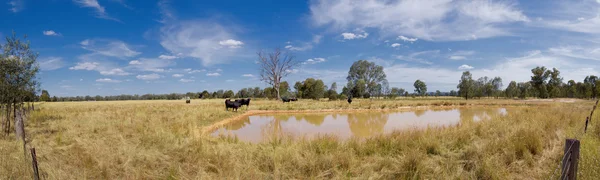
[435,90,441,97]
[346,60,387,98]
[40,90,51,102]
[279,81,290,97]
[491,77,503,98]
[517,82,532,99]
[200,90,210,99]
[449,90,457,96]
[413,80,427,96]
[297,78,326,100]
[530,66,551,98]
[457,71,475,100]
[505,81,519,98]
[223,90,234,98]
[584,75,598,98]
[547,68,563,98]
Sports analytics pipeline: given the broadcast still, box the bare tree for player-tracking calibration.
[257,48,299,100]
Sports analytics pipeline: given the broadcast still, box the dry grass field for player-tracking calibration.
[1,98,599,179]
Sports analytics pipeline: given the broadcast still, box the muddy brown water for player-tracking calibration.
[211,107,509,142]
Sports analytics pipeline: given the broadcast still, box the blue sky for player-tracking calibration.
[2,0,600,96]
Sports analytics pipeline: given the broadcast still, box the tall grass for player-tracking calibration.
[0,99,597,179]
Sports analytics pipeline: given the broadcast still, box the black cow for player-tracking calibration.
[235,98,251,107]
[282,97,291,103]
[290,98,298,101]
[186,100,190,104]
[225,99,241,111]
[347,96,352,104]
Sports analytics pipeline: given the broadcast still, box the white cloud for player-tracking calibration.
[391,43,401,48]
[129,60,142,65]
[458,64,474,70]
[136,73,162,80]
[179,79,194,83]
[310,0,528,41]
[398,36,418,42]
[80,39,90,46]
[8,0,23,13]
[303,57,326,65]
[73,0,119,21]
[219,39,244,48]
[216,68,223,72]
[38,57,65,71]
[172,74,184,78]
[225,79,235,82]
[159,20,244,66]
[285,44,313,51]
[80,39,141,58]
[186,69,206,74]
[395,50,439,65]
[242,74,254,77]
[69,62,99,70]
[341,32,368,40]
[313,35,323,44]
[206,72,221,77]
[99,68,130,76]
[158,55,178,60]
[449,56,466,60]
[43,30,60,36]
[96,78,122,83]
[127,58,174,72]
[448,51,475,60]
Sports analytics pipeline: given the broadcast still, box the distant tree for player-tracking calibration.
[546,68,563,98]
[505,81,519,98]
[413,80,427,96]
[40,90,51,102]
[51,96,58,102]
[491,77,503,98]
[530,66,551,98]
[457,71,475,100]
[517,82,532,99]
[200,90,210,99]
[279,81,290,97]
[584,75,598,98]
[296,78,326,100]
[346,60,387,98]
[389,87,400,99]
[257,48,299,100]
[449,90,457,96]
[223,90,235,98]
[435,90,441,97]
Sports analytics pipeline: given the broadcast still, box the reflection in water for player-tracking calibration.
[211,108,510,143]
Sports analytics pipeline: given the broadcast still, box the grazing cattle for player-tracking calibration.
[235,98,251,107]
[225,99,242,112]
[186,100,190,104]
[290,98,298,101]
[347,96,352,104]
[282,97,291,103]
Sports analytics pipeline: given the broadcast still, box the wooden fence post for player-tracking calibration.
[30,148,40,180]
[585,117,589,133]
[561,139,580,180]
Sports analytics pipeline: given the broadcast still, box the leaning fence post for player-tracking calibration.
[561,139,580,180]
[585,117,589,133]
[30,148,40,180]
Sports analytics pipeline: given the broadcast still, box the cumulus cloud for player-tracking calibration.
[159,20,245,66]
[129,60,142,65]
[80,39,141,58]
[242,74,254,77]
[185,69,206,74]
[136,73,161,80]
[206,72,221,77]
[391,43,401,48]
[448,50,475,60]
[310,0,529,41]
[158,55,178,60]
[179,79,194,83]
[458,64,474,70]
[69,62,99,70]
[43,30,60,36]
[219,39,244,48]
[449,56,466,60]
[341,32,368,40]
[99,68,130,76]
[398,36,418,42]
[38,57,65,71]
[96,78,121,83]
[303,57,326,65]
[172,74,184,78]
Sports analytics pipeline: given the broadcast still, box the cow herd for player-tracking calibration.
[218,96,353,112]
[225,98,251,111]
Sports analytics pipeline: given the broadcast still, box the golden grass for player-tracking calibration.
[0,98,598,179]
